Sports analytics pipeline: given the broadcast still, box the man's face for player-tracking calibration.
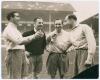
[67,19,76,25]
[34,18,44,31]
[55,20,63,33]
[64,17,76,28]
[12,13,20,25]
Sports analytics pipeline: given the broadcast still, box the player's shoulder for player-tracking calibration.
[62,29,69,34]
[79,24,93,32]
[2,23,11,37]
[79,24,91,29]
[62,29,67,32]
[3,23,11,33]
[22,29,34,37]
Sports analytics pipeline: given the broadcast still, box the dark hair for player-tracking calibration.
[6,11,18,21]
[54,19,63,24]
[33,17,42,22]
[68,14,77,21]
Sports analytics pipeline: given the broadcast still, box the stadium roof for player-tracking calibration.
[2,1,76,12]
[80,13,98,34]
[80,13,98,24]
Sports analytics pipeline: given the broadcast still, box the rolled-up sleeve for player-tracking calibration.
[83,24,96,54]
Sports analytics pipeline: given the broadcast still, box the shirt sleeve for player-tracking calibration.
[5,27,24,44]
[83,24,96,54]
[6,28,37,45]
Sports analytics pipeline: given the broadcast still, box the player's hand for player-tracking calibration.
[25,55,30,64]
[4,55,8,64]
[85,53,94,67]
[25,51,30,57]
[84,59,92,67]
[35,30,44,38]
[26,58,29,65]
[4,54,10,67]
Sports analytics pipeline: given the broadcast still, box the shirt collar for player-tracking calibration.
[55,29,63,34]
[71,23,79,30]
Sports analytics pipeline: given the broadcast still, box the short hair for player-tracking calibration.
[6,11,18,21]
[68,14,77,21]
[54,19,63,24]
[33,17,43,22]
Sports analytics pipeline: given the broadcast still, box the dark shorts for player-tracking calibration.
[28,55,43,74]
[46,53,69,76]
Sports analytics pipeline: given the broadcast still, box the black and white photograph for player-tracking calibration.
[1,0,99,79]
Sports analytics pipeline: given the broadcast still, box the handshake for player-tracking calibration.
[21,30,44,45]
[34,30,44,39]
